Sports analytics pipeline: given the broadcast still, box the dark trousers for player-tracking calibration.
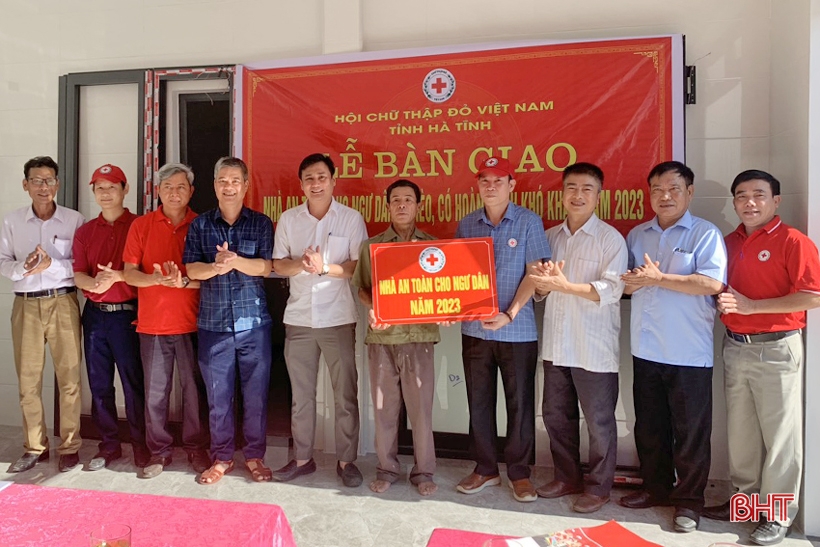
[633,356,712,512]
[82,304,146,452]
[461,335,537,481]
[140,333,209,458]
[542,361,619,497]
[198,325,272,461]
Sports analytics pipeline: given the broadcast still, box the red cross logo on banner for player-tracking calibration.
[431,78,448,94]
[423,68,456,103]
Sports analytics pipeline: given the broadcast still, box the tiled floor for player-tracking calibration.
[0,425,813,547]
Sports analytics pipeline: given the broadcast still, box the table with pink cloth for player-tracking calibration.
[0,482,296,547]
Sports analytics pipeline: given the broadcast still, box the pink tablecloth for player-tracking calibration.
[0,483,296,547]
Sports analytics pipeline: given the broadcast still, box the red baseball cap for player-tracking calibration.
[90,164,127,185]
[477,156,514,179]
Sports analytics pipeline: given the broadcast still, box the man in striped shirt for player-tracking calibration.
[530,162,627,514]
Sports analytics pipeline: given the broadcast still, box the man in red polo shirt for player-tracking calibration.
[702,169,820,546]
[73,164,148,471]
[123,163,210,479]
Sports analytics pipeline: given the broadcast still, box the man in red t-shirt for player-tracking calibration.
[123,163,210,479]
[703,169,820,546]
[73,164,148,472]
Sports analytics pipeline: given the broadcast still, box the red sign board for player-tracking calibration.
[371,238,498,324]
[242,36,681,238]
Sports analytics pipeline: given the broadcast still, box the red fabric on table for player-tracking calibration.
[426,529,512,546]
[427,521,663,547]
[0,483,296,547]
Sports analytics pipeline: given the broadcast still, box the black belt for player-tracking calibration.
[726,328,800,344]
[14,287,76,299]
[90,301,137,312]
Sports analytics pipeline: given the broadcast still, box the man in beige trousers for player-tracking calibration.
[0,156,85,473]
[703,169,820,546]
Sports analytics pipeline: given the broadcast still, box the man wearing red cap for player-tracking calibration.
[73,164,148,471]
[454,156,551,503]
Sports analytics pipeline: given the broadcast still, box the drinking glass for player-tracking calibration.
[89,523,131,547]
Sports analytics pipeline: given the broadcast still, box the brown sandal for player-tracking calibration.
[198,459,234,485]
[246,458,272,482]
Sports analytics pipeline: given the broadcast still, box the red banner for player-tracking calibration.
[242,37,679,237]
[371,238,498,324]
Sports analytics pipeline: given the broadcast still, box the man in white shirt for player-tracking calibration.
[0,156,85,473]
[272,153,368,487]
[529,162,627,513]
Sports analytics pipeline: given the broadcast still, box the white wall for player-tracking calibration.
[2,0,817,509]
[804,0,820,538]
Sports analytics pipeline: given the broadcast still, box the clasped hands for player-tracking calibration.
[620,253,664,288]
[527,259,569,294]
[716,287,754,315]
[22,245,52,277]
[83,262,126,293]
[212,241,238,275]
[301,246,325,275]
[151,261,187,288]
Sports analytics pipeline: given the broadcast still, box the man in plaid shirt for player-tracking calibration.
[454,156,550,503]
[183,156,273,485]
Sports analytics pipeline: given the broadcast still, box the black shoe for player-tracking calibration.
[673,507,700,533]
[618,490,673,509]
[8,451,49,473]
[58,453,80,472]
[337,461,363,488]
[87,449,123,471]
[702,501,731,521]
[142,455,172,479]
[188,450,211,474]
[272,459,316,482]
[133,444,151,469]
[750,520,788,546]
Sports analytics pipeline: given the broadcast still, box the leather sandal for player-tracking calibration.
[246,458,272,482]
[198,459,234,485]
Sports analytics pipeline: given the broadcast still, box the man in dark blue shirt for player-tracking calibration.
[183,156,273,485]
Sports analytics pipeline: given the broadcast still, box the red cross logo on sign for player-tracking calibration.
[419,247,446,273]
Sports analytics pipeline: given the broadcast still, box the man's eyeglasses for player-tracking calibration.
[27,178,58,187]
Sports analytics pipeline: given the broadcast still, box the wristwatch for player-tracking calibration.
[318,263,330,276]
[181,276,190,288]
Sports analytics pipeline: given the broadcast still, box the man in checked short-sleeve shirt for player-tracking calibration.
[454,156,551,503]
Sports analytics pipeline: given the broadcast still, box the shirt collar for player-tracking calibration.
[26,203,64,223]
[297,197,340,219]
[381,224,426,242]
[647,209,693,232]
[214,205,250,223]
[731,215,782,240]
[560,214,600,236]
[155,205,196,224]
[94,209,133,225]
[479,202,516,226]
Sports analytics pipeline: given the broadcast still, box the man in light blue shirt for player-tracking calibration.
[454,156,551,503]
[618,161,727,534]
